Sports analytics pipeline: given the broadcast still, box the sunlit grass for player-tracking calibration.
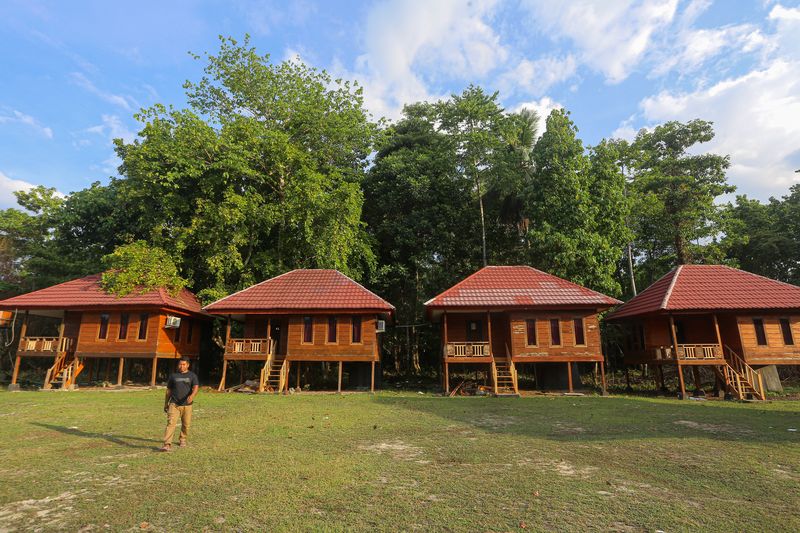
[1,390,798,531]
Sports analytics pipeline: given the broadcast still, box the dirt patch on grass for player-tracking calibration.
[516,457,598,478]
[674,419,753,435]
[0,489,89,531]
[473,415,519,429]
[360,440,427,462]
[552,422,587,435]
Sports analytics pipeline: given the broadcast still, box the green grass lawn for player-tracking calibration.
[1,390,799,532]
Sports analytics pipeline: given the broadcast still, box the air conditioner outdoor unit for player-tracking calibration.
[376,319,386,333]
[165,316,181,329]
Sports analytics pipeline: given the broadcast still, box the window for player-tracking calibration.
[118,313,129,340]
[175,321,182,342]
[573,318,585,346]
[753,318,767,346]
[637,324,646,350]
[466,320,483,342]
[675,320,687,344]
[98,314,110,340]
[780,318,794,346]
[186,320,194,343]
[550,319,561,346]
[303,316,313,343]
[351,316,362,343]
[327,316,338,343]
[138,313,149,340]
[525,319,537,346]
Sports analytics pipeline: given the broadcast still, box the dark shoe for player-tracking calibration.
[159,445,172,452]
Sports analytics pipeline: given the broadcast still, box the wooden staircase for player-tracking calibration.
[43,352,84,390]
[713,346,765,401]
[258,341,286,393]
[492,356,519,396]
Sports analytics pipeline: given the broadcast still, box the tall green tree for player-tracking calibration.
[436,86,507,267]
[523,110,630,295]
[629,120,733,266]
[114,36,378,300]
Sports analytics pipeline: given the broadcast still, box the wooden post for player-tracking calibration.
[337,361,343,393]
[669,315,686,399]
[116,357,124,386]
[600,360,607,395]
[444,362,449,395]
[371,360,375,392]
[486,311,493,357]
[692,366,703,396]
[10,355,21,385]
[266,317,272,354]
[677,365,686,399]
[150,357,158,387]
[566,362,573,393]
[218,359,228,391]
[657,365,666,391]
[713,314,723,351]
[19,311,29,342]
[443,311,449,395]
[296,361,301,389]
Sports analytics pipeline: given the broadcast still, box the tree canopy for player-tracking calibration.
[3,36,795,375]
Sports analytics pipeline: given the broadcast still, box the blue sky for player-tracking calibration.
[1,0,799,209]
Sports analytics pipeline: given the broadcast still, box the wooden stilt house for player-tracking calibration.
[204,269,394,393]
[606,265,800,400]
[0,275,207,390]
[425,266,621,396]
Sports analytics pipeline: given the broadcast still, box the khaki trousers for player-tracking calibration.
[163,403,193,446]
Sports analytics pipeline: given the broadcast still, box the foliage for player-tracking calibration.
[100,241,187,297]
[628,120,733,266]
[523,110,631,295]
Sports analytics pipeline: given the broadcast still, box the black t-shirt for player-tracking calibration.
[167,371,199,406]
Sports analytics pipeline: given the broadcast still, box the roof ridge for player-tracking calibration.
[721,264,800,291]
[204,269,298,309]
[660,265,682,309]
[332,270,395,310]
[424,266,491,306]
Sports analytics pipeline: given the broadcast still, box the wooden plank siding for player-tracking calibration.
[74,310,200,359]
[240,313,380,361]
[736,314,800,364]
[508,311,603,362]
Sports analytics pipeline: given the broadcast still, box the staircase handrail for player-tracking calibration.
[43,351,69,389]
[724,345,765,400]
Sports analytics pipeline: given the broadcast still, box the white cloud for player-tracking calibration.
[639,59,800,198]
[521,0,678,83]
[77,114,137,148]
[0,171,36,209]
[0,108,53,139]
[511,96,563,137]
[350,0,509,119]
[498,55,577,97]
[69,72,137,111]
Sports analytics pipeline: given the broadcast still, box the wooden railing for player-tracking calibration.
[446,342,491,357]
[20,337,74,353]
[277,359,289,393]
[723,346,765,400]
[677,343,722,360]
[258,343,277,393]
[646,343,722,361]
[225,338,272,356]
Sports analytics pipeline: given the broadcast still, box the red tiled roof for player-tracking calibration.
[0,274,204,315]
[203,269,394,313]
[424,266,621,309]
[606,265,800,320]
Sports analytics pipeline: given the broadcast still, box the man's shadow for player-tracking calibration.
[32,422,162,450]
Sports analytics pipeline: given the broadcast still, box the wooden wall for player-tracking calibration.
[736,314,800,364]
[156,314,202,358]
[74,310,200,358]
[507,310,602,361]
[240,314,380,359]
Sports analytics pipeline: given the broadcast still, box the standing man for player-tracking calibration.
[160,357,199,452]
